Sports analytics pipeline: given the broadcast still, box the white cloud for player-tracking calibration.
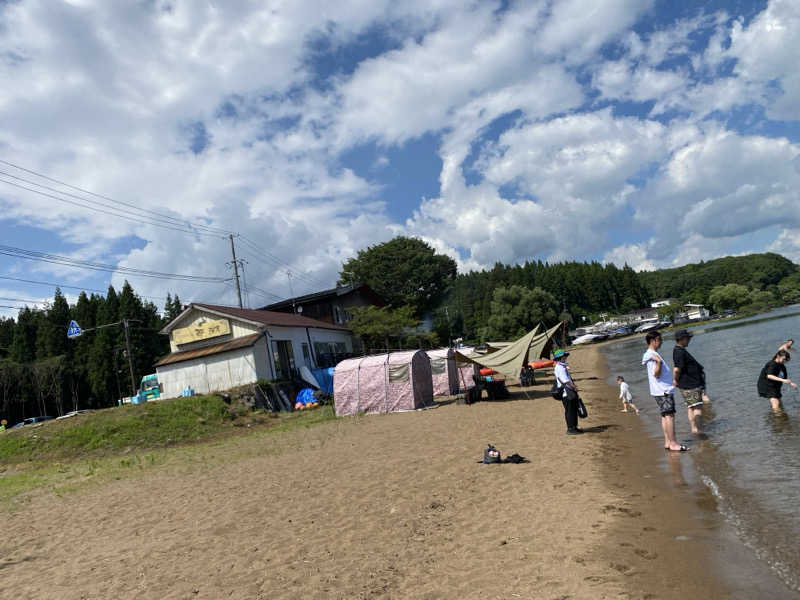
[603,243,656,271]
[635,128,800,241]
[0,0,799,314]
[728,0,800,120]
[768,228,800,263]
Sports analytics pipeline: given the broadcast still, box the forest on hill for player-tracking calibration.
[0,284,182,426]
[437,252,800,343]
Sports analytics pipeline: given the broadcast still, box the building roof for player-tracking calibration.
[261,283,384,311]
[160,303,352,334]
[154,333,262,367]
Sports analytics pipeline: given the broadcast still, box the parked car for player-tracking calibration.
[10,416,55,429]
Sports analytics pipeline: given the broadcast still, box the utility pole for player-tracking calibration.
[123,319,137,396]
[287,271,296,313]
[444,306,452,348]
[229,233,243,309]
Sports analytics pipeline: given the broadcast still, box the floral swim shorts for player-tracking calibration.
[652,392,676,416]
[679,387,704,409]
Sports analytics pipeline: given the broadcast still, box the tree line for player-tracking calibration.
[338,238,800,346]
[0,283,183,426]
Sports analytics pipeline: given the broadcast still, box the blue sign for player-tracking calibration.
[67,320,82,339]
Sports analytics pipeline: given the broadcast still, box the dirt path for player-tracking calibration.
[2,346,731,599]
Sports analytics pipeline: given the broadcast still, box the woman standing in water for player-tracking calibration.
[757,349,798,412]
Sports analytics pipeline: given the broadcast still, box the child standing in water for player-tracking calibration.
[616,376,639,414]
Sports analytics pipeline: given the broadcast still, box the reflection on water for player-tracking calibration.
[603,305,800,593]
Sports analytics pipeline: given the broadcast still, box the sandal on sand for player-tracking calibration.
[664,445,690,452]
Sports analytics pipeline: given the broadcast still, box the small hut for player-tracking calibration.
[333,350,434,417]
[426,348,459,396]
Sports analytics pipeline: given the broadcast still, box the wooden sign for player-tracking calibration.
[172,319,231,345]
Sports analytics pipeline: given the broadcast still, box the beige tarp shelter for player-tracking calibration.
[455,323,563,381]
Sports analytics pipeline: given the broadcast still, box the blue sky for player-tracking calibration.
[1,0,799,317]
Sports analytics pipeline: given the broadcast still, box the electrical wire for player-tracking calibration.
[0,160,333,297]
[0,244,230,282]
[237,235,329,290]
[0,159,232,236]
[0,176,227,239]
[0,296,44,305]
[0,274,168,302]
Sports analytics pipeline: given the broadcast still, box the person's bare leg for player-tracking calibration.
[661,414,683,450]
[630,402,639,415]
[621,400,628,412]
[770,397,784,413]
[688,406,702,433]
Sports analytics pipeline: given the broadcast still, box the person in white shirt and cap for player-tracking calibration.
[553,349,582,435]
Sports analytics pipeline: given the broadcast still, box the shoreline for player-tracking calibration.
[2,346,797,598]
[580,341,798,599]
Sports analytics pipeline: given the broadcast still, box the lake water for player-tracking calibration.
[602,305,800,594]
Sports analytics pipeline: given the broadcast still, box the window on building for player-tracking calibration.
[333,305,342,324]
[301,342,313,368]
[271,340,295,379]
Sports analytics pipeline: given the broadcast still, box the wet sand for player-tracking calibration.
[1,345,764,599]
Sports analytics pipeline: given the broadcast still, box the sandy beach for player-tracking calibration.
[1,344,779,599]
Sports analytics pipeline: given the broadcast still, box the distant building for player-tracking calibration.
[650,298,681,308]
[673,303,711,324]
[155,303,355,398]
[262,284,385,326]
[616,307,659,323]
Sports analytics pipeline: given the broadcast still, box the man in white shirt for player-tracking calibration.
[554,349,582,435]
[642,331,688,452]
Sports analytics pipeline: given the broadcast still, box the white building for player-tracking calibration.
[684,304,711,321]
[155,303,354,398]
[650,298,681,308]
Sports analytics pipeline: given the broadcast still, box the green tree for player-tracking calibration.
[484,285,558,341]
[348,305,419,352]
[10,307,38,363]
[777,273,800,305]
[339,236,457,316]
[707,284,751,312]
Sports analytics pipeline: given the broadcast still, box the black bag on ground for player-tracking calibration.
[483,444,501,464]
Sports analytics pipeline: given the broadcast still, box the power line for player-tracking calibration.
[0,274,168,302]
[0,244,230,282]
[0,159,232,237]
[0,304,27,311]
[0,296,44,305]
[0,176,228,239]
[237,235,330,290]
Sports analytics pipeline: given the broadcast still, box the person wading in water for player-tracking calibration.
[757,349,797,413]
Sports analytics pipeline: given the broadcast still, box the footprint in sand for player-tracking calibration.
[634,548,658,560]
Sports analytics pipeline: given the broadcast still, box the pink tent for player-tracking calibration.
[426,348,459,396]
[334,351,434,417]
[456,347,477,391]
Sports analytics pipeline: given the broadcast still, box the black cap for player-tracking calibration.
[674,329,693,340]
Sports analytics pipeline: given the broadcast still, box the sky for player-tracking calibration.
[1,0,799,318]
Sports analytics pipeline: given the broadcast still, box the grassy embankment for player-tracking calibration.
[0,395,337,507]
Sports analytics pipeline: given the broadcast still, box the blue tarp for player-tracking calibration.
[312,367,335,394]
